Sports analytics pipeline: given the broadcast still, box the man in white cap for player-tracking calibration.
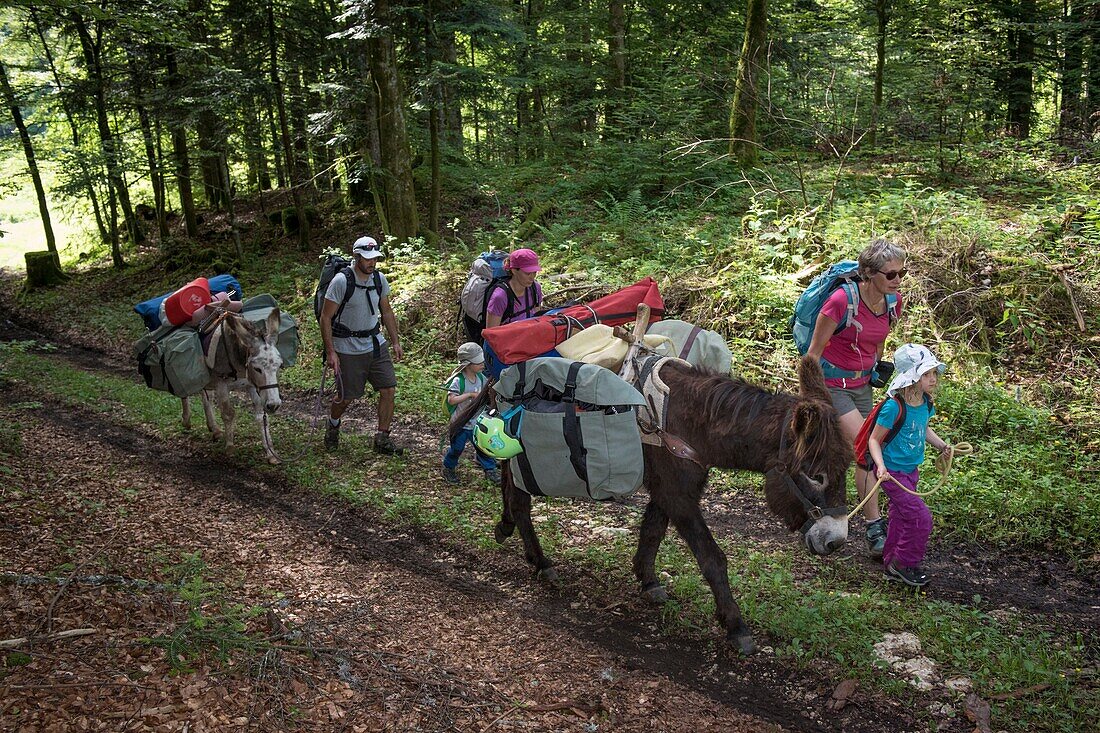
[320,235,404,455]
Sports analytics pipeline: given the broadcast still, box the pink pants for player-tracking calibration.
[881,468,932,568]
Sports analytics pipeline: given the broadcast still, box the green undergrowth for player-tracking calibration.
[1,347,1095,732]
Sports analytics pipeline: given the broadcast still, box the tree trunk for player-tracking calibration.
[1005,0,1035,138]
[269,0,310,248]
[127,53,169,241]
[1086,4,1100,139]
[24,251,67,290]
[30,8,106,243]
[72,14,144,247]
[0,60,57,256]
[361,57,390,233]
[471,35,482,163]
[606,0,626,134]
[367,0,419,242]
[265,96,288,188]
[440,26,464,153]
[197,109,228,209]
[287,64,315,193]
[166,48,199,237]
[429,101,441,240]
[869,0,889,148]
[729,0,768,166]
[1059,2,1085,140]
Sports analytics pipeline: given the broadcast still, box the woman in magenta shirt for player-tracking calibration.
[806,239,906,558]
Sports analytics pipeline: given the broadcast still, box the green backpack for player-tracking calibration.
[443,371,487,417]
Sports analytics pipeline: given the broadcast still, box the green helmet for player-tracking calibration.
[474,411,523,459]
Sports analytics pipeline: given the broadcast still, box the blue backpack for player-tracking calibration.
[790,260,897,355]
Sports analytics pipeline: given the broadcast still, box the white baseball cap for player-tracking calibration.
[352,236,384,260]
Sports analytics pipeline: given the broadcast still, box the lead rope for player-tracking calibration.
[260,362,337,464]
[847,442,975,521]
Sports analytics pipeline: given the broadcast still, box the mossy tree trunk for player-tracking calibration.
[728,0,768,167]
[368,0,419,242]
[0,59,57,257]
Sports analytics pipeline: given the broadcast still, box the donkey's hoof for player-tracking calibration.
[730,632,757,656]
[211,431,224,442]
[267,456,281,465]
[641,584,669,604]
[536,566,559,584]
[493,522,514,545]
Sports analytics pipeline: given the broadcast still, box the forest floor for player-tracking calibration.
[2,295,1098,733]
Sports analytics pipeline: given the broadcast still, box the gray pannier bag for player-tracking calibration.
[133,323,209,397]
[646,319,732,375]
[241,293,300,367]
[495,357,647,501]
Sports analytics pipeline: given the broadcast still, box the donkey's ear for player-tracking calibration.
[791,401,825,440]
[798,355,830,403]
[265,308,281,346]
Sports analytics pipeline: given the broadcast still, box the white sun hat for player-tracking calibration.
[887,343,946,396]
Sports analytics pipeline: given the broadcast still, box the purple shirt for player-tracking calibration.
[486,281,543,324]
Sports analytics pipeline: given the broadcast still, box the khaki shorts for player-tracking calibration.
[336,346,397,400]
[828,383,873,418]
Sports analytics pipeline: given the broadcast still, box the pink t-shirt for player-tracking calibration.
[819,287,902,387]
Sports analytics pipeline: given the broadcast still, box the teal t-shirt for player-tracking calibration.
[876,396,935,473]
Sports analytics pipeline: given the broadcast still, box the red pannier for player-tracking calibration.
[482,277,664,365]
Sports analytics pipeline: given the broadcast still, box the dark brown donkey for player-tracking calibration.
[451,355,851,655]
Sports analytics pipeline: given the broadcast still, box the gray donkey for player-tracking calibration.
[181,309,284,463]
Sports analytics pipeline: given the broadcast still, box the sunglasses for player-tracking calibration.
[878,268,907,280]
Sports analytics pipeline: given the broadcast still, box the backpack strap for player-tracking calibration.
[836,279,861,334]
[885,292,899,326]
[331,268,383,356]
[880,395,907,453]
[560,361,590,496]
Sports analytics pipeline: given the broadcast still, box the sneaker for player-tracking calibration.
[373,432,405,456]
[866,518,888,559]
[884,562,930,588]
[484,467,502,485]
[324,421,340,452]
[442,465,459,485]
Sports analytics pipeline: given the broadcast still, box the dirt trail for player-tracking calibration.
[1,310,1096,732]
[0,386,918,732]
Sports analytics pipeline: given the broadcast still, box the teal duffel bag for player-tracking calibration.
[241,294,300,367]
[495,357,646,501]
[133,323,210,397]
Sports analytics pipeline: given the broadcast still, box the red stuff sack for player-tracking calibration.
[163,277,211,326]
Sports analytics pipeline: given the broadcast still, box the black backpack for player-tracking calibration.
[314,253,384,353]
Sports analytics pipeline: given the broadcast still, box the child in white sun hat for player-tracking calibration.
[867,343,955,588]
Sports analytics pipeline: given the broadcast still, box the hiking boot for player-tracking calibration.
[442,465,460,485]
[884,562,930,588]
[484,467,502,485]
[373,431,404,456]
[324,421,340,452]
[866,518,888,559]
